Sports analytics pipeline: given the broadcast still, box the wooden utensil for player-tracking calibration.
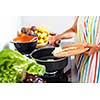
[53,43,89,57]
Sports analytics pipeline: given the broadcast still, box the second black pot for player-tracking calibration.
[31,46,68,72]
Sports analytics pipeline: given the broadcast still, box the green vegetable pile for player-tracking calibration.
[0,49,46,83]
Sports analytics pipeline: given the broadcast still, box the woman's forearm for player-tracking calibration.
[55,27,76,41]
[54,17,78,42]
[56,17,78,40]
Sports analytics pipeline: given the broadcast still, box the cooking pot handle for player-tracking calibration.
[25,54,33,59]
[46,41,60,47]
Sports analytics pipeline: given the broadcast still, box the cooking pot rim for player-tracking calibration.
[33,57,66,62]
[30,46,67,62]
[30,46,54,55]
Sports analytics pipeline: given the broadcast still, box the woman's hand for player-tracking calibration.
[48,34,60,46]
[83,43,100,56]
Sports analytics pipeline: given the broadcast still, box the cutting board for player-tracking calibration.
[53,43,89,57]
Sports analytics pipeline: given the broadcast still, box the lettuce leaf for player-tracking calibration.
[0,49,46,83]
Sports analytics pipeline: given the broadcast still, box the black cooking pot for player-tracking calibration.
[31,46,68,72]
[13,41,37,54]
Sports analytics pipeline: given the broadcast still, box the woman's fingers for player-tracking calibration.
[84,51,90,56]
[84,48,95,56]
[48,35,60,46]
[48,36,55,45]
[55,40,60,44]
[83,43,93,48]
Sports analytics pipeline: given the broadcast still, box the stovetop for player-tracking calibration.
[25,53,70,83]
[41,70,69,83]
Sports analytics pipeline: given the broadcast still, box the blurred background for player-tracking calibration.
[0,16,77,82]
[0,16,76,50]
